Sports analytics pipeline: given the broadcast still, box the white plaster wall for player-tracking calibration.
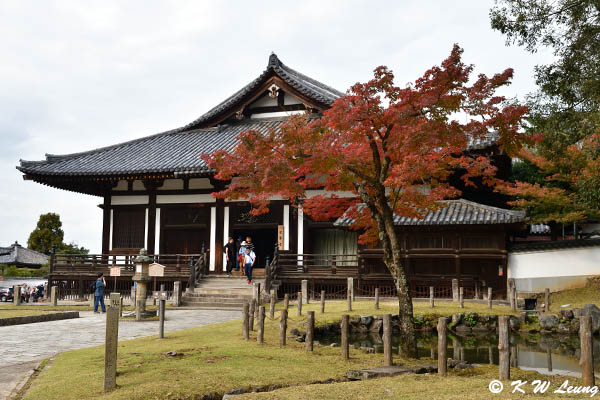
[209,207,216,271]
[112,180,128,191]
[508,246,600,292]
[158,179,184,190]
[156,194,215,204]
[154,208,161,253]
[111,195,149,205]
[283,205,290,251]
[189,178,213,189]
[132,180,145,191]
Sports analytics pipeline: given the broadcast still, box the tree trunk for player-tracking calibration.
[378,199,416,357]
[354,182,416,357]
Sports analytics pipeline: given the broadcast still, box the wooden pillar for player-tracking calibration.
[257,306,265,344]
[101,195,111,255]
[242,302,249,340]
[429,286,434,308]
[383,314,393,366]
[498,316,510,380]
[279,309,287,347]
[437,317,447,376]
[297,292,302,316]
[580,316,595,387]
[375,287,380,310]
[214,198,225,273]
[306,311,314,351]
[341,314,349,360]
[146,190,157,254]
[283,293,289,310]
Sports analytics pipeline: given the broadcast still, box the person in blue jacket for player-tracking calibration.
[93,272,106,313]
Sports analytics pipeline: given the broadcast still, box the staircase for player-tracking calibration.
[181,274,265,310]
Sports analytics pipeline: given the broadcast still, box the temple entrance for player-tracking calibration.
[231,228,277,269]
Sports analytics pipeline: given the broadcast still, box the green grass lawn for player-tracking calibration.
[22,300,526,400]
[547,279,600,312]
[237,364,587,399]
[0,309,57,318]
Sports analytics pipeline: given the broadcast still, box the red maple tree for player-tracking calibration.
[204,45,528,353]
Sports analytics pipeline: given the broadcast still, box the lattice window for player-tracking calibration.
[112,209,145,249]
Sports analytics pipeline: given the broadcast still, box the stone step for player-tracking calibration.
[185,292,254,299]
[181,296,249,304]
[190,288,252,296]
[180,300,246,309]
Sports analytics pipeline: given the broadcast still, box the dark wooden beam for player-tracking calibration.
[101,195,111,254]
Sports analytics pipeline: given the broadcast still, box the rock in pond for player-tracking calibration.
[539,314,559,330]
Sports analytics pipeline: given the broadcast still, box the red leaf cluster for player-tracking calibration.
[203,45,529,245]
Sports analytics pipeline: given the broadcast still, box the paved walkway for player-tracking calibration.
[0,309,241,399]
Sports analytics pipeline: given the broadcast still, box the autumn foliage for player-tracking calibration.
[204,45,528,351]
[204,45,528,245]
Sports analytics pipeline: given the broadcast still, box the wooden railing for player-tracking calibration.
[52,253,202,277]
[276,253,359,278]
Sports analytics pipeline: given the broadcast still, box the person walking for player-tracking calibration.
[224,236,236,276]
[93,273,106,313]
[244,246,256,284]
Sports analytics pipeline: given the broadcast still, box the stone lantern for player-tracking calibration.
[132,248,152,320]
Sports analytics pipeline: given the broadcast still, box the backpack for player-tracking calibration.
[90,281,96,294]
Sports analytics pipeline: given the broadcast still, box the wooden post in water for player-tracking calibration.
[488,287,493,309]
[374,288,380,310]
[429,286,434,308]
[511,286,517,312]
[341,314,349,360]
[320,290,325,314]
[546,348,553,372]
[104,304,119,392]
[459,287,464,309]
[242,302,249,340]
[249,299,256,331]
[580,316,595,387]
[306,311,314,351]
[257,306,265,344]
[283,293,289,310]
[269,293,275,319]
[383,314,393,366]
[498,316,510,380]
[297,292,302,316]
[279,309,288,347]
[437,317,447,376]
[544,288,550,312]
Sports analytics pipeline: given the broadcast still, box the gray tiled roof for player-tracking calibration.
[0,243,48,266]
[18,119,287,177]
[17,53,500,182]
[509,238,600,253]
[334,199,526,227]
[180,53,345,130]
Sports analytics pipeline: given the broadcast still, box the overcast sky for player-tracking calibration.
[0,1,552,253]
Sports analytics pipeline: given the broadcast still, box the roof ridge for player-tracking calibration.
[275,62,346,98]
[445,199,525,216]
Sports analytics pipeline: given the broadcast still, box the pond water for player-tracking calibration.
[317,331,600,378]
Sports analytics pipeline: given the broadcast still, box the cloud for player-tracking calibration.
[0,0,553,252]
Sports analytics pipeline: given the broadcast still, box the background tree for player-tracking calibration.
[26,213,89,254]
[491,0,600,144]
[205,45,528,355]
[491,0,600,226]
[27,213,64,254]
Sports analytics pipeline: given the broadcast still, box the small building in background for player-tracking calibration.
[0,241,49,269]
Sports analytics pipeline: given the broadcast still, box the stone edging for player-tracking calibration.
[0,311,79,327]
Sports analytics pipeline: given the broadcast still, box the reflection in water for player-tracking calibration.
[317,331,600,377]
